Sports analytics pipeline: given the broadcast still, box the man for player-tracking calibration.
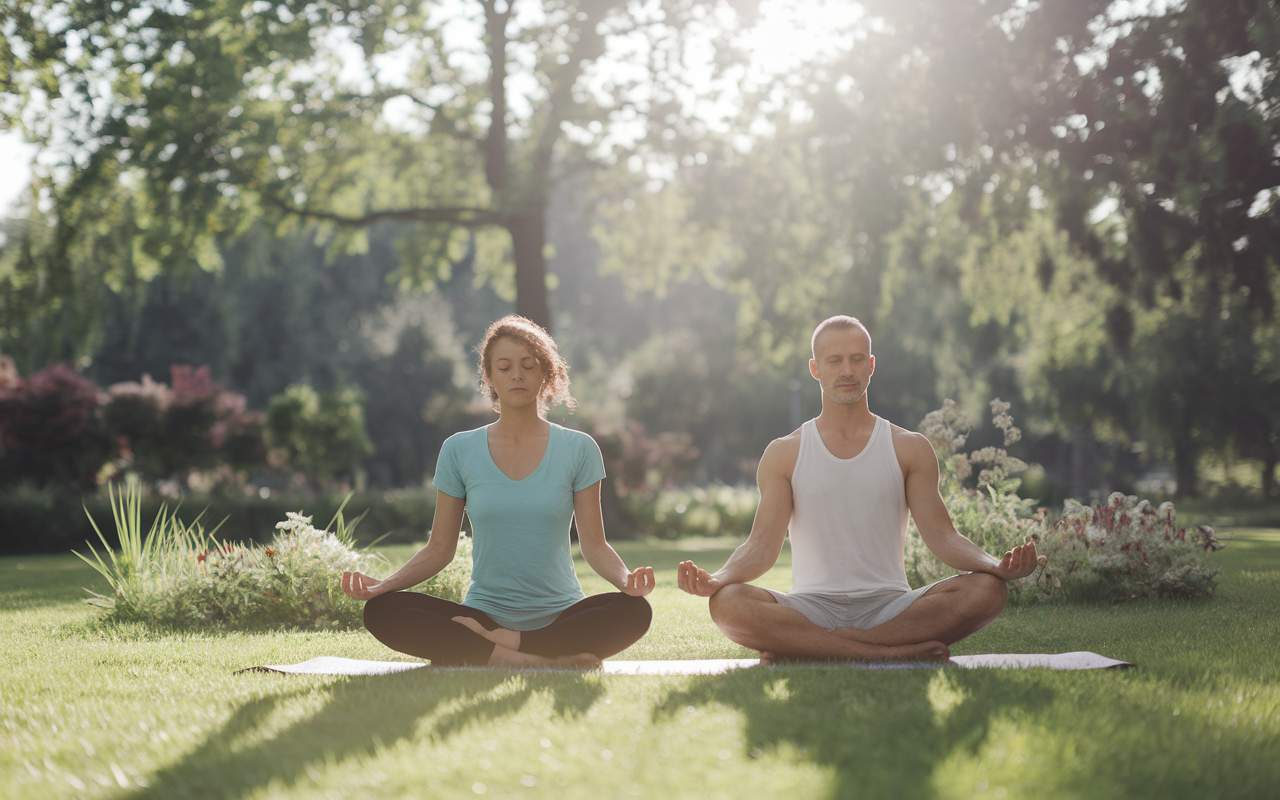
[677,316,1043,663]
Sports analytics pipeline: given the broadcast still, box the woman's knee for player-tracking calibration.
[362,592,401,633]
[615,592,653,634]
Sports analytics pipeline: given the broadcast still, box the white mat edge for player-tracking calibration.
[241,652,1132,676]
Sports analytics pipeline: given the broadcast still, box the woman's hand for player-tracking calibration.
[341,570,387,601]
[622,565,655,597]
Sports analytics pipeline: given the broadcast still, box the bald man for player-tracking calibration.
[678,316,1043,663]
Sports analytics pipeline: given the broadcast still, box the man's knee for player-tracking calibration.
[708,583,759,627]
[966,572,1009,617]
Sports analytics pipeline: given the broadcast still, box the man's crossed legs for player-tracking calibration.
[707,571,1008,664]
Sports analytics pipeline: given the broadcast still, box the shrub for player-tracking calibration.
[103,365,266,483]
[0,361,115,491]
[1030,494,1225,602]
[265,383,373,484]
[620,483,758,538]
[0,486,438,555]
[906,398,1226,603]
[76,483,471,630]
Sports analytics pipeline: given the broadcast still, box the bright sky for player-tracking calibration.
[0,132,36,216]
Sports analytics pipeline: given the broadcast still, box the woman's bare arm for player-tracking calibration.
[574,482,654,596]
[341,491,467,600]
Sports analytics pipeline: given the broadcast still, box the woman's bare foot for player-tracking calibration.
[452,616,521,651]
[758,651,777,667]
[486,645,601,670]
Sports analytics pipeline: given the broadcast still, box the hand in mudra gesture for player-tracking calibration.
[623,566,656,597]
[341,571,387,601]
[990,540,1047,581]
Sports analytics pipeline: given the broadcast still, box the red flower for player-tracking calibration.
[197,552,207,563]
[264,548,277,558]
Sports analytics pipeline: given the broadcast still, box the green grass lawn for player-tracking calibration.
[3,531,1278,799]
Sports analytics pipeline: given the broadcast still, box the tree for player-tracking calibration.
[2,0,752,337]
[641,0,1280,495]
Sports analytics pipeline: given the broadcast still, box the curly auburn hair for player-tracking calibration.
[477,315,577,414]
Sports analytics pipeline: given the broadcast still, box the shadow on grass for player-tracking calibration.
[655,665,1056,800]
[123,668,603,800]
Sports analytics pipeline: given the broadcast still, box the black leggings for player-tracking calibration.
[363,591,652,666]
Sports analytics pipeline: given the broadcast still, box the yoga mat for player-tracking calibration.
[240,651,1131,676]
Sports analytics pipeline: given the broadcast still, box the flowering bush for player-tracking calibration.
[103,365,265,485]
[0,361,115,490]
[905,399,1225,603]
[1029,494,1225,602]
[77,483,471,630]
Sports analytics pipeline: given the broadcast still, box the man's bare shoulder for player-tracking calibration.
[888,423,938,471]
[759,429,802,479]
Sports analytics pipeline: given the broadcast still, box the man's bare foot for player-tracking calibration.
[452,616,521,651]
[756,641,949,665]
[486,645,601,670]
[881,641,950,662]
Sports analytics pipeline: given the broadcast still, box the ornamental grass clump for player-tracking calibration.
[1031,494,1225,603]
[76,481,471,630]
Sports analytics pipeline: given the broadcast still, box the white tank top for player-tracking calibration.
[788,416,912,597]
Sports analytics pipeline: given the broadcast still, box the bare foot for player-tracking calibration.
[453,616,521,651]
[881,641,950,662]
[486,645,601,670]
[758,651,776,667]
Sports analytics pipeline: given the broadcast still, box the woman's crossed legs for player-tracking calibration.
[363,591,652,668]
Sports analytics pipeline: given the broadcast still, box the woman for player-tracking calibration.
[341,315,654,668]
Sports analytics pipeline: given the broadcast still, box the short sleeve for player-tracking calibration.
[572,431,607,492]
[432,435,466,498]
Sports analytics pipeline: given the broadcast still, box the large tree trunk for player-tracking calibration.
[508,203,551,331]
[1263,450,1278,498]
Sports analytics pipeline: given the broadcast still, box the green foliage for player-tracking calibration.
[620,484,759,540]
[0,483,438,555]
[265,383,373,483]
[74,482,470,630]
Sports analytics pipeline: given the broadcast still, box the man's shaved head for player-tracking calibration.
[811,315,871,359]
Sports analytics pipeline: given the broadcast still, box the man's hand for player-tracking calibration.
[623,566,656,597]
[341,570,386,601]
[677,560,723,597]
[988,541,1047,581]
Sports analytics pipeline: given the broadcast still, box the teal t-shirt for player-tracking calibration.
[432,423,606,630]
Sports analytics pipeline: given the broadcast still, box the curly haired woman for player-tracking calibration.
[341,316,654,668]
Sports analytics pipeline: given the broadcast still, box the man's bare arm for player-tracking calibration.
[899,430,1042,580]
[678,436,796,596]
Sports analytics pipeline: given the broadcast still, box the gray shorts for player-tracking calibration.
[763,581,943,631]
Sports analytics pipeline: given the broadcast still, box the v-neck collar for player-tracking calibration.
[485,423,554,482]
